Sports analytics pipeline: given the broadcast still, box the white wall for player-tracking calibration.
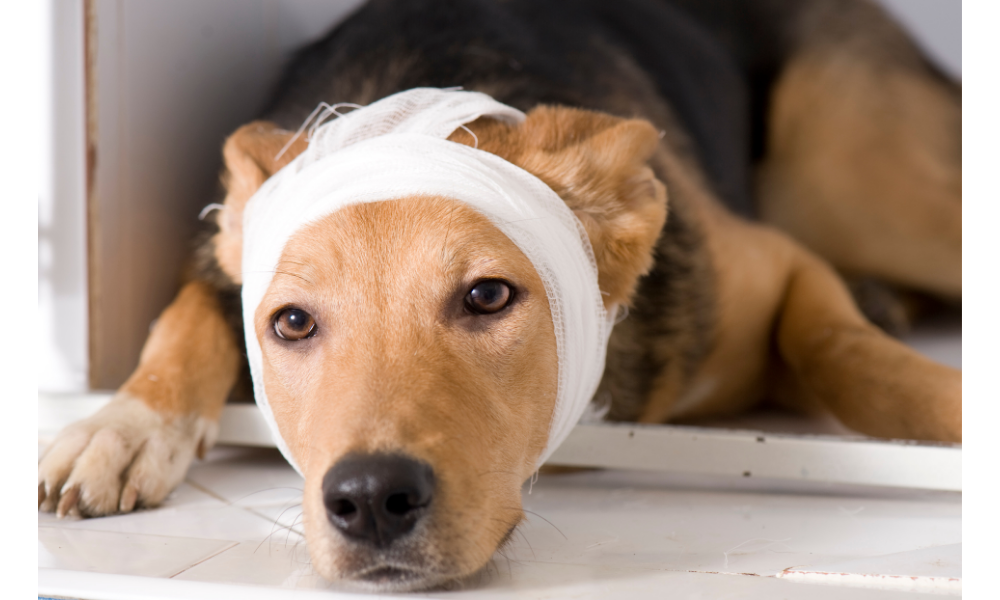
[39,0,88,392]
[876,0,961,78]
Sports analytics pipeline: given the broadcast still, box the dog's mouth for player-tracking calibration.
[346,562,443,592]
[358,565,418,583]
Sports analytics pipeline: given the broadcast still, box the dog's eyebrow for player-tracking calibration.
[273,269,313,284]
[440,203,459,268]
[272,261,315,285]
[239,269,315,285]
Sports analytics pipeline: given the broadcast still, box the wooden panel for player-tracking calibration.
[86,0,363,389]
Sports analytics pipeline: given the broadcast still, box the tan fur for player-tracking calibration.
[772,248,961,440]
[212,122,309,282]
[121,281,241,420]
[645,175,962,441]
[756,51,961,298]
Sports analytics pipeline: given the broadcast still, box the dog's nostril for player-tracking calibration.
[385,492,417,516]
[329,498,357,518]
[322,452,435,548]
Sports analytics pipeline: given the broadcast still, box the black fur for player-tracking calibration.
[261,0,777,217]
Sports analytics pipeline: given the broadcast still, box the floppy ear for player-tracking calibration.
[211,121,308,283]
[453,106,668,307]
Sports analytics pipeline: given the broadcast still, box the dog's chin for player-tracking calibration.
[339,564,451,593]
[308,533,459,593]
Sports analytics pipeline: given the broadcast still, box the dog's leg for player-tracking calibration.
[755,0,961,299]
[773,251,961,442]
[39,280,240,517]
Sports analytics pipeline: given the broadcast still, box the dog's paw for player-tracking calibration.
[38,396,218,518]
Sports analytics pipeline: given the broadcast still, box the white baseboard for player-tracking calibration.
[38,392,961,492]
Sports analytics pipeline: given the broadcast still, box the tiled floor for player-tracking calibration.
[38,321,962,599]
[38,445,961,598]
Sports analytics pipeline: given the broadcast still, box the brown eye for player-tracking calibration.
[274,308,316,341]
[465,280,513,315]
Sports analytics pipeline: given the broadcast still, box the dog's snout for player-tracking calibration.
[322,453,435,547]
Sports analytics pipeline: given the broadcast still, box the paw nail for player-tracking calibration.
[56,484,80,518]
[120,485,138,513]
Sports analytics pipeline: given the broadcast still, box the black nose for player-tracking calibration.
[322,452,435,547]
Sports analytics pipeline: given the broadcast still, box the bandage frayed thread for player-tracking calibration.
[528,470,539,495]
[198,203,224,221]
[273,102,363,162]
[458,124,479,149]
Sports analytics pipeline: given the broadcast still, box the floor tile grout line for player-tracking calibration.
[184,477,305,511]
[38,523,239,545]
[184,479,231,504]
[167,540,240,579]
[194,481,307,539]
[243,505,306,541]
[166,478,306,540]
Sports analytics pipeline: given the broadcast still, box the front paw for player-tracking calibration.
[38,395,217,517]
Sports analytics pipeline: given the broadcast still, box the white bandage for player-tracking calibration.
[242,88,615,476]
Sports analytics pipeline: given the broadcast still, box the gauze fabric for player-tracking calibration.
[242,88,616,476]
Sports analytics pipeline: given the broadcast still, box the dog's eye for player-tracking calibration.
[465,280,513,315]
[273,308,317,341]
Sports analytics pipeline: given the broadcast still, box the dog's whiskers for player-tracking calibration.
[246,492,304,556]
[229,486,304,506]
[475,469,520,479]
[518,508,568,540]
[513,524,536,561]
[254,513,299,555]
[283,511,306,545]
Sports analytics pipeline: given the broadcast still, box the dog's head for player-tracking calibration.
[212,105,666,591]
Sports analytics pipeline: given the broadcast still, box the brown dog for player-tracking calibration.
[39,0,960,591]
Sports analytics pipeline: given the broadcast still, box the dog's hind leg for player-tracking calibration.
[754,0,961,300]
[39,280,241,517]
[772,249,961,442]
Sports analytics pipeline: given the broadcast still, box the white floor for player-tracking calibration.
[38,321,962,599]
[39,445,961,599]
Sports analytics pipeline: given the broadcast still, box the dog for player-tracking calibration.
[38,0,961,592]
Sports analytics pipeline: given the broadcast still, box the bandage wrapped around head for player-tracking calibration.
[241,88,616,476]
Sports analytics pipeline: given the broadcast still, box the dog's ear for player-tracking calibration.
[212,121,308,283]
[455,107,668,307]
